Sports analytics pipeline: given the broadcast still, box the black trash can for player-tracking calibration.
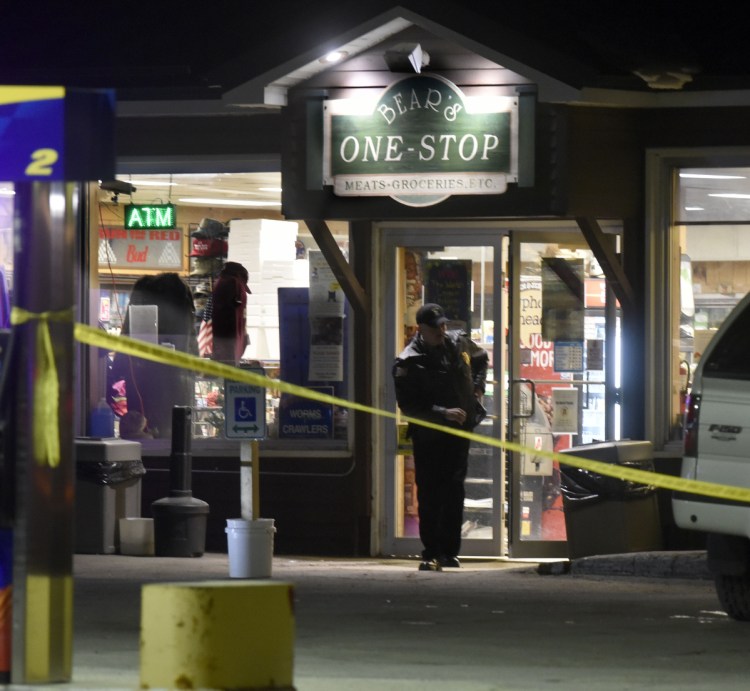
[74,437,145,554]
[151,496,209,558]
[559,441,662,559]
[150,406,209,558]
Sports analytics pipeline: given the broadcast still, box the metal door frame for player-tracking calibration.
[508,227,618,558]
[378,224,505,558]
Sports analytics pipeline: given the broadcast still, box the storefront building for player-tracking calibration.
[74,18,750,560]
[5,6,750,561]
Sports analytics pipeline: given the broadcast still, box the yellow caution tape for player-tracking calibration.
[74,322,750,505]
[12,307,74,468]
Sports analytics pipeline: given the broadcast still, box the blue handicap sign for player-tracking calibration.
[234,397,257,423]
[224,373,266,439]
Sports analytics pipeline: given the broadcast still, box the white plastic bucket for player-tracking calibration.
[119,518,155,556]
[225,518,275,578]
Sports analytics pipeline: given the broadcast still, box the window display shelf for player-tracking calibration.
[464,498,493,510]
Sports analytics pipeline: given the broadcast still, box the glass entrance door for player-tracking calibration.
[507,229,619,558]
[382,227,504,558]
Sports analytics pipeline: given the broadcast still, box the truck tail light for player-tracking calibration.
[683,393,701,457]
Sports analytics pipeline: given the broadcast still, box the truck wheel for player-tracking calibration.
[715,574,750,621]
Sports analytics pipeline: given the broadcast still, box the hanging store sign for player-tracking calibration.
[541,257,585,343]
[278,390,334,440]
[125,203,176,230]
[0,85,115,181]
[98,226,185,271]
[323,74,517,207]
[424,259,472,330]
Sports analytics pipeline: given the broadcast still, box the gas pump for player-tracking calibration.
[0,328,14,683]
[0,85,114,684]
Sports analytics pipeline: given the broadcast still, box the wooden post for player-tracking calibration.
[252,440,260,520]
[239,440,260,520]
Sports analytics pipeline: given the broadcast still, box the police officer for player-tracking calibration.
[393,303,489,571]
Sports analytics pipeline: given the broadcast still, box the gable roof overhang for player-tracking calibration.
[111,4,750,120]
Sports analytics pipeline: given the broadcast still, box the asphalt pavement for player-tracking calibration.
[4,549,713,690]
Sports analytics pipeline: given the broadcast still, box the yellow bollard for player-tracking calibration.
[140,581,295,690]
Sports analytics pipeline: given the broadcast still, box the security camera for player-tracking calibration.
[99,180,137,195]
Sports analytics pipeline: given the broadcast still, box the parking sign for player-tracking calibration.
[224,372,266,439]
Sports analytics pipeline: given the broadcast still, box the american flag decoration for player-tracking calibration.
[198,295,213,357]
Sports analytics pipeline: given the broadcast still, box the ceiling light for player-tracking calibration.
[634,69,693,90]
[708,193,750,199]
[172,173,220,179]
[178,197,281,207]
[679,173,746,179]
[684,206,704,211]
[320,50,348,64]
[127,179,176,187]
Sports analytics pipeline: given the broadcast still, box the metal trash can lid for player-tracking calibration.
[560,440,652,464]
[75,437,142,462]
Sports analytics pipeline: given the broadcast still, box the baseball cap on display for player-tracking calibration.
[190,256,223,276]
[192,282,211,297]
[191,217,228,239]
[220,261,252,293]
[190,237,228,257]
[416,303,448,328]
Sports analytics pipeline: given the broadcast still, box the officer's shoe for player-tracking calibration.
[418,559,442,572]
[439,556,461,568]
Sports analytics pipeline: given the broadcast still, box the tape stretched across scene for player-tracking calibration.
[74,322,750,505]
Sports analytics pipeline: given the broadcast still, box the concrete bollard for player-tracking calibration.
[140,580,295,690]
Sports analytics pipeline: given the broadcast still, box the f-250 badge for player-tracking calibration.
[709,423,742,439]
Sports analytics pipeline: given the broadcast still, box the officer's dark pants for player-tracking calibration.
[411,428,471,561]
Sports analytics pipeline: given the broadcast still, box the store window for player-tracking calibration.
[93,174,350,449]
[673,167,750,436]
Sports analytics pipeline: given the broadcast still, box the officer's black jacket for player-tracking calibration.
[393,330,489,434]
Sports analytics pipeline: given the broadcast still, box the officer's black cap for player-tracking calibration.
[416,303,448,328]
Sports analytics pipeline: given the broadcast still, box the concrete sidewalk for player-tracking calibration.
[4,549,712,690]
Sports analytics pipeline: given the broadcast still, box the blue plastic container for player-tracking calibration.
[89,398,115,438]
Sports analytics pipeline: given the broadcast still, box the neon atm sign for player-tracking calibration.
[125,203,176,230]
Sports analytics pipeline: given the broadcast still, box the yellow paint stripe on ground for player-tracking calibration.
[74,322,750,505]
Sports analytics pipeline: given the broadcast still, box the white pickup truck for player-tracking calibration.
[673,291,750,620]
